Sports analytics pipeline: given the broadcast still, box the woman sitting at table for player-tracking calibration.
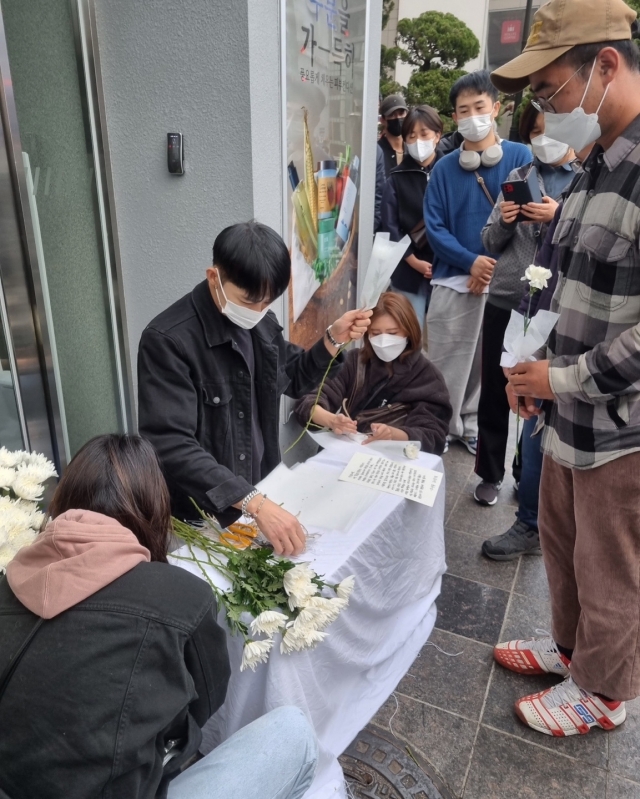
[294,292,451,455]
[0,434,317,799]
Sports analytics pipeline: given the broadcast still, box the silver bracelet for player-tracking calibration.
[241,490,259,518]
[326,325,341,348]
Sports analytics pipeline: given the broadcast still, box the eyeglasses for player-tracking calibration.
[532,62,588,115]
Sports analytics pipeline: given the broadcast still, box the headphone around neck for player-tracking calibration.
[459,137,504,171]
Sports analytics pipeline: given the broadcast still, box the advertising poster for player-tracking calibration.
[285,0,366,348]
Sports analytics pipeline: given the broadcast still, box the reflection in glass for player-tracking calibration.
[0,287,24,451]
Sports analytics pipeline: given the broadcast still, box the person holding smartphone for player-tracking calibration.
[472,101,578,508]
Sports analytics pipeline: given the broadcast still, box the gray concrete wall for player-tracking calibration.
[93,0,255,395]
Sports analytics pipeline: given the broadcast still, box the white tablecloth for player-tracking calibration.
[172,440,446,798]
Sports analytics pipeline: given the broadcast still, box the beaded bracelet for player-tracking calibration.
[254,494,268,517]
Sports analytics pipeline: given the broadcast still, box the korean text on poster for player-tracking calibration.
[338,453,443,507]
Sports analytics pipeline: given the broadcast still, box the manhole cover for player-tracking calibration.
[339,726,452,799]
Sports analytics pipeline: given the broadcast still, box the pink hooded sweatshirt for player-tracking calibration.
[6,509,151,619]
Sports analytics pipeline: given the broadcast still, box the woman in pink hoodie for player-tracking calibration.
[0,434,316,799]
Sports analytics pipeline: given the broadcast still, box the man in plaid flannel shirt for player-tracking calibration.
[482,0,640,739]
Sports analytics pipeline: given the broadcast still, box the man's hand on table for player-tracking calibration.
[247,495,306,557]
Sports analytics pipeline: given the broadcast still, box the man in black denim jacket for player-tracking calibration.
[138,221,371,557]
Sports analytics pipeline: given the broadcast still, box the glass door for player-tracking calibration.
[0,0,132,469]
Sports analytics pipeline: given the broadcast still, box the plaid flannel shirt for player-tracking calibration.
[542,114,640,469]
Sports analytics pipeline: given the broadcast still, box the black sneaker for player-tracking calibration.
[473,480,502,506]
[482,520,542,561]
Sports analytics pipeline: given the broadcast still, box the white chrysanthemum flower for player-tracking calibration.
[521,265,553,292]
[336,575,355,601]
[11,471,45,502]
[0,466,15,491]
[0,499,34,536]
[240,638,274,672]
[32,510,46,530]
[0,447,27,469]
[283,564,318,610]
[250,610,289,636]
[16,455,57,484]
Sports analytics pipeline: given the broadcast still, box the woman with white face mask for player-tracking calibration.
[294,292,451,454]
[472,101,580,509]
[379,106,444,331]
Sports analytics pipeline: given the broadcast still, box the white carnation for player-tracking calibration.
[240,638,274,672]
[522,265,553,292]
[250,610,289,636]
[336,575,355,601]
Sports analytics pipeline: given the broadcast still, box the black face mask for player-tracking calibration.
[386,118,404,137]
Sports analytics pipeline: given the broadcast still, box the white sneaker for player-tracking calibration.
[515,676,626,737]
[494,634,570,677]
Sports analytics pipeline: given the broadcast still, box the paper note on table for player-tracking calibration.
[339,452,442,507]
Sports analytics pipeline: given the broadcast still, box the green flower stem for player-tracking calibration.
[515,287,538,464]
[284,343,348,455]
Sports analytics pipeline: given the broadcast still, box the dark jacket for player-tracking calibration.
[374,144,386,232]
[380,153,441,294]
[436,130,464,156]
[518,204,563,318]
[0,564,230,799]
[138,281,341,527]
[294,347,451,454]
[378,134,406,178]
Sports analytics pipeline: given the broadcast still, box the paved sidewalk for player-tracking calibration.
[371,437,640,798]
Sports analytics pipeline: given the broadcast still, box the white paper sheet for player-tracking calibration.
[339,451,443,506]
[256,460,380,532]
[308,429,421,461]
[359,232,411,310]
[500,309,560,368]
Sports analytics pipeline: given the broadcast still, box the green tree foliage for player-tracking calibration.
[394,11,479,124]
[626,0,640,15]
[382,0,395,31]
[404,68,466,115]
[396,11,480,72]
[380,43,403,98]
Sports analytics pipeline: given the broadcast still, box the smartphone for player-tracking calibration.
[501,166,542,222]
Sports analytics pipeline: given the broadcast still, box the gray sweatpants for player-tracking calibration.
[426,285,486,439]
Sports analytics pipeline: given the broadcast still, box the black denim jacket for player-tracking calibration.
[138,280,341,526]
[0,564,230,799]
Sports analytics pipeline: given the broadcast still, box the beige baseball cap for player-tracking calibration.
[491,0,637,94]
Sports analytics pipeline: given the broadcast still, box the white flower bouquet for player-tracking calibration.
[172,514,354,672]
[0,447,57,571]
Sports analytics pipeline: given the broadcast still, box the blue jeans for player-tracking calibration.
[516,415,544,531]
[168,707,318,799]
[391,281,431,331]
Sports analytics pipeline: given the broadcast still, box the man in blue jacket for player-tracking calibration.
[425,71,531,453]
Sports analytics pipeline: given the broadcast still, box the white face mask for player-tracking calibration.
[457,112,495,143]
[530,134,570,165]
[369,333,408,363]
[214,270,270,330]
[543,60,609,153]
[406,138,435,163]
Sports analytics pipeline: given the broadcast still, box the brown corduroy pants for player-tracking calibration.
[539,452,640,701]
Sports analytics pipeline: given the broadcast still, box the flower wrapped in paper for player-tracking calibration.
[500,309,560,369]
[359,232,411,311]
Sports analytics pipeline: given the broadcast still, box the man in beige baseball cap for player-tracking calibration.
[492,0,637,94]
[488,0,640,742]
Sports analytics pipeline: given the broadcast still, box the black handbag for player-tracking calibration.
[345,356,411,434]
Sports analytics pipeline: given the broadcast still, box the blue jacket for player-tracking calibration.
[424,140,531,280]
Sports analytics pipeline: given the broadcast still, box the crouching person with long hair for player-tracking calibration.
[0,434,317,799]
